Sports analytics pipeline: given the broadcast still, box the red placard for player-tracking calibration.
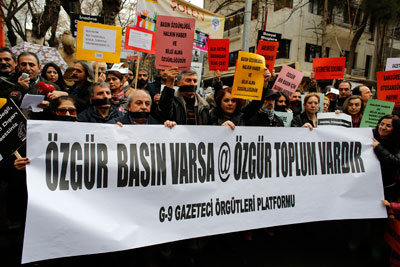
[208,39,229,71]
[313,57,346,80]
[256,40,279,73]
[155,15,195,70]
[124,26,156,54]
[377,70,400,109]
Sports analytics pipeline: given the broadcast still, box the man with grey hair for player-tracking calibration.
[69,60,94,111]
[77,82,123,123]
[109,89,176,127]
[155,67,210,125]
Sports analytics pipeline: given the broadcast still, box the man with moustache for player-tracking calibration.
[69,61,94,111]
[77,82,123,123]
[246,89,284,127]
[289,89,302,116]
[136,68,150,89]
[0,47,16,78]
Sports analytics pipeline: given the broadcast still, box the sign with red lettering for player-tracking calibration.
[256,40,279,73]
[377,70,400,109]
[272,65,304,97]
[124,26,156,54]
[208,39,229,71]
[155,15,195,70]
[313,57,346,80]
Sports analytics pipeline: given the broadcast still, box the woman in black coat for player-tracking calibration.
[372,114,400,202]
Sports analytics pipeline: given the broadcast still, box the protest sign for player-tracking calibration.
[191,61,203,90]
[385,58,400,71]
[0,98,26,164]
[70,13,104,37]
[76,21,122,63]
[231,51,265,100]
[257,30,282,43]
[317,112,352,128]
[313,57,346,80]
[272,65,303,97]
[155,15,195,70]
[136,0,225,39]
[22,121,386,263]
[256,40,279,73]
[360,99,395,128]
[274,111,293,127]
[194,30,209,52]
[208,39,229,71]
[120,37,139,60]
[124,26,156,54]
[376,70,400,109]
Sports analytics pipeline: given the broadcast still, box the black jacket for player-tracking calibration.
[77,106,123,123]
[156,86,210,125]
[291,112,316,127]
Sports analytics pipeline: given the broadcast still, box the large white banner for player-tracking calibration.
[22,121,386,263]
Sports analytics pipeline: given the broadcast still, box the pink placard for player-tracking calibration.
[155,15,195,70]
[272,65,304,97]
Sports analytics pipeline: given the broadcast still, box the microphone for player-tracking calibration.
[9,91,22,103]
[36,81,56,95]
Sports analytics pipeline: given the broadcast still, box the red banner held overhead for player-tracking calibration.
[376,70,400,109]
[256,40,279,73]
[208,39,229,71]
[313,57,346,80]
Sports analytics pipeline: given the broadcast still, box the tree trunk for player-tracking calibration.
[31,0,61,44]
[101,0,122,25]
[346,12,369,75]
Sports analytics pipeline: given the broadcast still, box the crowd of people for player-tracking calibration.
[0,45,399,266]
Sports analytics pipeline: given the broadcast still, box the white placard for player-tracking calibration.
[22,121,386,263]
[275,111,293,127]
[128,28,153,50]
[83,26,116,53]
[385,58,400,71]
[317,112,352,127]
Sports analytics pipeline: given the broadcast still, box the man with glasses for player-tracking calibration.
[335,80,352,110]
[156,68,210,125]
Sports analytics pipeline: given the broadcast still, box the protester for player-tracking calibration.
[156,68,210,125]
[373,114,400,202]
[0,47,16,78]
[325,87,339,112]
[323,96,330,112]
[289,89,302,116]
[136,68,150,90]
[109,89,176,128]
[41,62,67,92]
[246,89,284,127]
[127,68,135,86]
[106,69,128,110]
[50,96,78,121]
[77,82,123,123]
[69,60,94,112]
[342,95,364,127]
[352,85,373,108]
[274,91,292,112]
[93,62,107,82]
[291,92,320,129]
[335,80,352,110]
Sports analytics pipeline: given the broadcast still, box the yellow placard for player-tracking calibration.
[0,98,6,109]
[76,21,122,63]
[231,51,265,100]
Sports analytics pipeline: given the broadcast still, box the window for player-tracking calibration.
[277,39,291,59]
[274,0,293,11]
[224,3,258,32]
[308,0,323,16]
[229,51,239,67]
[305,43,329,62]
[344,51,357,69]
[249,46,255,53]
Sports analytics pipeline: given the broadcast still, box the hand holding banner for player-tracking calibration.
[208,39,229,71]
[232,51,265,100]
[256,40,279,73]
[155,15,195,70]
[313,57,346,80]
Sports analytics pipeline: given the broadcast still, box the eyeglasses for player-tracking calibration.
[379,122,393,129]
[57,108,77,115]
